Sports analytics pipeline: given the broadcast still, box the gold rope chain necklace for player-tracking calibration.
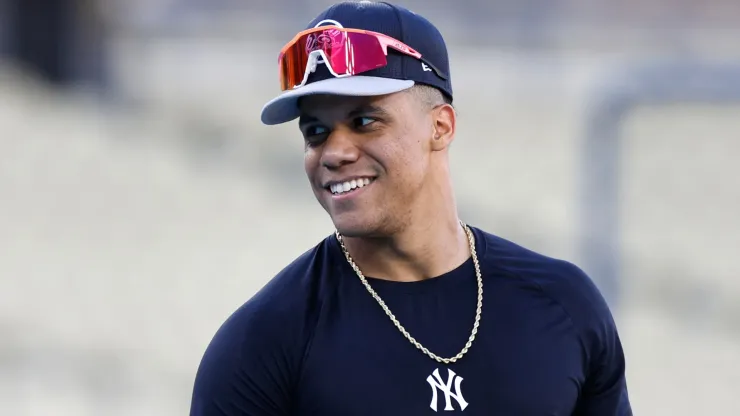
[335,221,483,364]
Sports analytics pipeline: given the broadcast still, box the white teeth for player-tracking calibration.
[329,178,373,195]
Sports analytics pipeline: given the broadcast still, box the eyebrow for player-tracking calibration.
[298,103,391,127]
[348,104,391,119]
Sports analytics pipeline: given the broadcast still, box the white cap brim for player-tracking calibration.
[260,76,415,125]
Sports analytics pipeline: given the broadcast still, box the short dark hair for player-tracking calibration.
[408,84,453,110]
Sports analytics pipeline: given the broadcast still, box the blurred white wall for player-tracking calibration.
[1,1,739,414]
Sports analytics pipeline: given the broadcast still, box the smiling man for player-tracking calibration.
[189,1,632,415]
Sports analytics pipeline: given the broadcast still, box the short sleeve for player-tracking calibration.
[573,310,632,414]
[566,266,633,415]
[189,299,303,416]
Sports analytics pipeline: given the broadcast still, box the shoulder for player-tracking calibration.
[190,235,341,414]
[473,226,615,338]
[194,235,340,379]
[208,233,340,355]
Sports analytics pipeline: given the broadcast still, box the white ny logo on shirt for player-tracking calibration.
[426,368,469,411]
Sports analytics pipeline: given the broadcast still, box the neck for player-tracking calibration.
[339,175,471,282]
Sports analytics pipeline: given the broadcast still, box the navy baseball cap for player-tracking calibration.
[260,1,453,125]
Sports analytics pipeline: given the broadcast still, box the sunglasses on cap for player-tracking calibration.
[277,25,447,91]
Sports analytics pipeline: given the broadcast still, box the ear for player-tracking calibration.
[430,104,456,152]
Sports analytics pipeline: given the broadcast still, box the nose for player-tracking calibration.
[320,128,360,169]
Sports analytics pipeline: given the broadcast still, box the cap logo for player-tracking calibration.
[305,19,346,65]
[313,19,344,28]
[305,28,343,55]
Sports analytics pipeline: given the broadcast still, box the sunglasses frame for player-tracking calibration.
[278,26,447,90]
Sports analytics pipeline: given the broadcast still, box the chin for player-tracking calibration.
[332,222,373,238]
[330,214,382,238]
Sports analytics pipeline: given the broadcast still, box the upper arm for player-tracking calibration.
[549,262,633,415]
[572,308,632,415]
[189,302,301,416]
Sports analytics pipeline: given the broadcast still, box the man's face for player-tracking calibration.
[299,91,435,237]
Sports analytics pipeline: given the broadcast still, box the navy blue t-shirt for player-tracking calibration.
[190,226,631,415]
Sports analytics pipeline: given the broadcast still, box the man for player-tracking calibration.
[190,1,632,415]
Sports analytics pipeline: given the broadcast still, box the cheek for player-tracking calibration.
[304,149,319,177]
[394,134,428,171]
[378,141,426,185]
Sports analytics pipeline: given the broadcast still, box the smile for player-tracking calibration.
[326,177,375,196]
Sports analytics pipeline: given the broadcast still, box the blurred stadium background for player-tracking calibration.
[1,0,739,414]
